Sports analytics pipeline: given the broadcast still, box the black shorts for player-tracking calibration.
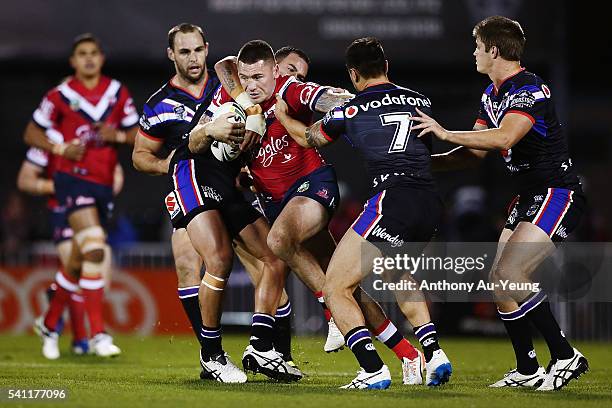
[351,187,442,247]
[50,207,73,244]
[54,172,114,226]
[504,187,586,242]
[259,164,340,224]
[165,158,261,237]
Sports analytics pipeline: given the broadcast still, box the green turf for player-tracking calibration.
[0,334,610,407]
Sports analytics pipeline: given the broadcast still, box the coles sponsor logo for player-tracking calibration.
[256,135,290,168]
[542,84,551,98]
[165,191,181,219]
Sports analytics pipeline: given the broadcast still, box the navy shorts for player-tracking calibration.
[54,172,114,226]
[351,187,442,248]
[505,187,586,242]
[50,207,73,244]
[259,164,340,224]
[166,158,261,237]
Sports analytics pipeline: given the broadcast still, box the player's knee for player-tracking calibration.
[205,251,233,278]
[74,226,106,263]
[267,228,293,258]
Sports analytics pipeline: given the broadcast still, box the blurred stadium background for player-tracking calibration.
[1,0,610,342]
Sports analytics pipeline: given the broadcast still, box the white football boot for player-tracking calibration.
[33,317,60,360]
[89,333,121,357]
[489,367,547,388]
[242,345,302,382]
[340,365,391,390]
[537,348,589,391]
[425,349,452,386]
[200,350,247,383]
[402,349,425,385]
[324,318,345,353]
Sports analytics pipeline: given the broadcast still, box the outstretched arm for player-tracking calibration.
[23,121,85,161]
[132,132,174,175]
[274,95,332,148]
[313,88,354,113]
[16,161,54,195]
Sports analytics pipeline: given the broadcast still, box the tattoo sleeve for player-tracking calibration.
[214,57,242,97]
[313,89,354,113]
[188,115,213,153]
[304,120,331,147]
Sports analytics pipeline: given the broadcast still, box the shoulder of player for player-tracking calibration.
[143,82,175,110]
[275,75,296,95]
[508,71,549,97]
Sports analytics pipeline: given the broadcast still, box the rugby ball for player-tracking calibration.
[210,102,247,162]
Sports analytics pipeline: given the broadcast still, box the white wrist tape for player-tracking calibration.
[245,114,266,136]
[235,92,255,110]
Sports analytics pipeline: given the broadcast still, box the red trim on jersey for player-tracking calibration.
[493,67,526,95]
[319,123,334,142]
[506,110,535,124]
[475,118,487,126]
[170,72,209,100]
[138,129,164,142]
[364,80,392,89]
[534,189,554,225]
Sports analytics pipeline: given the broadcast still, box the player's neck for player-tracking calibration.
[171,71,208,98]
[489,62,523,90]
[75,73,101,90]
[359,76,390,91]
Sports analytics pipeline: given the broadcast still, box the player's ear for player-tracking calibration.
[204,42,209,58]
[384,60,389,75]
[273,62,280,79]
[167,47,175,62]
[490,45,498,59]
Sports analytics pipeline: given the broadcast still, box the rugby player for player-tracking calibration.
[19,144,123,359]
[208,40,431,385]
[411,16,588,391]
[274,37,453,389]
[23,33,138,357]
[134,24,298,383]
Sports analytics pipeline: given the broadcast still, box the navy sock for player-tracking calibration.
[345,326,383,373]
[413,322,441,362]
[250,313,275,352]
[178,286,204,346]
[273,301,292,360]
[200,326,223,358]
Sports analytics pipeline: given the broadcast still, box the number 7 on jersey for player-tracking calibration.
[380,112,413,153]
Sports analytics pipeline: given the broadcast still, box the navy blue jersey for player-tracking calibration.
[476,69,580,192]
[138,70,221,162]
[320,82,436,193]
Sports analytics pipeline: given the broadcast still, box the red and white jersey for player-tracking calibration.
[25,146,60,210]
[210,75,329,200]
[32,75,138,186]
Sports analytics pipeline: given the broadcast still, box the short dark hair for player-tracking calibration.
[345,37,386,79]
[71,33,102,55]
[168,23,206,49]
[275,46,310,65]
[473,16,525,61]
[237,40,275,64]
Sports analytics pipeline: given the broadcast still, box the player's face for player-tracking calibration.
[70,42,104,79]
[168,32,208,84]
[277,53,309,81]
[474,38,493,74]
[237,59,279,104]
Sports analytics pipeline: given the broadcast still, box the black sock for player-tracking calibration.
[500,314,539,375]
[345,326,384,373]
[273,301,292,360]
[200,326,223,358]
[527,301,574,360]
[251,313,275,352]
[413,322,441,362]
[178,287,204,346]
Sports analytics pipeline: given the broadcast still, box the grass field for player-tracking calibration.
[1,334,610,407]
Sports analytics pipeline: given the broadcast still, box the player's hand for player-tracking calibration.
[235,168,254,191]
[244,111,266,149]
[206,112,245,145]
[62,140,86,161]
[274,94,289,121]
[411,108,450,141]
[96,123,118,142]
[240,130,260,152]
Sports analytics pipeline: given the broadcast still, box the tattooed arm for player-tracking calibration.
[275,95,332,148]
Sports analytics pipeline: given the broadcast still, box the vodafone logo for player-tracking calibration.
[541,84,551,98]
[345,106,358,118]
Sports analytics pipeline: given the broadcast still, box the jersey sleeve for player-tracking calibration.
[475,92,488,128]
[205,85,230,118]
[32,90,61,130]
[138,103,167,142]
[279,76,330,113]
[25,147,49,168]
[319,106,346,142]
[117,86,139,129]
[505,84,548,125]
